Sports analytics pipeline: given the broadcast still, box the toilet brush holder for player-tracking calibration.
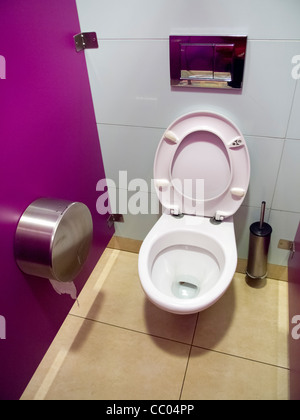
[246,201,272,279]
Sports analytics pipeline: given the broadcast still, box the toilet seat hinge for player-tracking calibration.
[169,205,181,216]
[215,210,231,221]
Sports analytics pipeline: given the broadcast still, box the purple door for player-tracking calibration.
[0,0,113,399]
[289,222,300,400]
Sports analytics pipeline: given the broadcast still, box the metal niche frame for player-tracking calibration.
[170,35,247,89]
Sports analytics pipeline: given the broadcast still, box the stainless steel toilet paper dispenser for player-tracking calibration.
[14,198,93,283]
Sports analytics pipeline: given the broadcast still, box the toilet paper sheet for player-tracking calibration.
[49,279,78,300]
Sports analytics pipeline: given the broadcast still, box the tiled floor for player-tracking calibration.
[21,248,290,400]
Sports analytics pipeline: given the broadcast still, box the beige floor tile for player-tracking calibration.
[22,315,190,400]
[193,273,289,368]
[181,347,289,400]
[70,249,198,344]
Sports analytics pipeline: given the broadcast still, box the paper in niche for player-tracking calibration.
[49,279,77,300]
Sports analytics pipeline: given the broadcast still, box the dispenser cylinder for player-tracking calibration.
[14,198,93,283]
[246,222,272,279]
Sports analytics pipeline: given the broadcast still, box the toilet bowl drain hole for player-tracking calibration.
[172,275,200,299]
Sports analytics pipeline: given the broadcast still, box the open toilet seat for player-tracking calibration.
[154,111,250,219]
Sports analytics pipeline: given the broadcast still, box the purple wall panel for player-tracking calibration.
[0,0,113,399]
[289,222,300,400]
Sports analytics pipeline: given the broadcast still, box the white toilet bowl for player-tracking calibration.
[138,213,237,314]
[138,111,250,314]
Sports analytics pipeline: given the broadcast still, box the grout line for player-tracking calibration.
[97,121,167,131]
[98,38,300,43]
[284,80,298,139]
[191,344,290,372]
[179,313,199,400]
[68,313,192,347]
[269,80,298,210]
[178,346,193,400]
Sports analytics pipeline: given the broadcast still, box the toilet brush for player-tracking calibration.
[246,201,272,279]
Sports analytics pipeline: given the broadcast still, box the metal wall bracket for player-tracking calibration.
[278,239,295,258]
[74,32,98,52]
[107,214,124,229]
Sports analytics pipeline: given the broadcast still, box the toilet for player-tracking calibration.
[138,111,250,314]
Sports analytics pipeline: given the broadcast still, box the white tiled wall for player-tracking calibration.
[77,0,300,266]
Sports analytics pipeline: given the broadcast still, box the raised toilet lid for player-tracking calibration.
[154,111,250,220]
